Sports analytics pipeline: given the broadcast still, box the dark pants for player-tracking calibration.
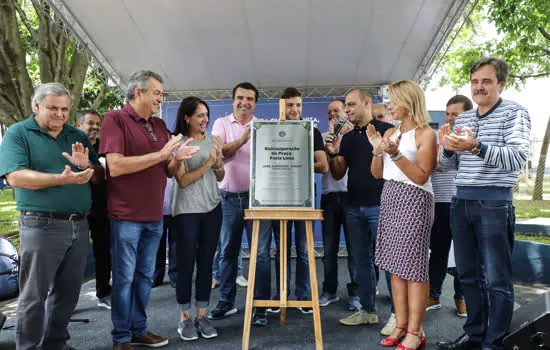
[218,191,272,304]
[153,215,177,284]
[272,220,310,300]
[320,192,355,296]
[428,203,464,300]
[16,214,89,350]
[89,213,112,299]
[451,198,515,349]
[174,205,222,311]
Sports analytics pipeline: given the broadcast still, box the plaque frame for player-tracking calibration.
[249,120,315,209]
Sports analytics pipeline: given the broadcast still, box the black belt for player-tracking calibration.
[21,211,86,221]
[221,190,249,199]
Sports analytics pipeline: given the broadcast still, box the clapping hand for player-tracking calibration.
[62,142,90,169]
[175,138,200,160]
[366,124,383,154]
[60,165,94,184]
[443,127,477,152]
[381,136,400,158]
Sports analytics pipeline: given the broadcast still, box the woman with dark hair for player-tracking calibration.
[172,96,225,341]
[368,80,437,350]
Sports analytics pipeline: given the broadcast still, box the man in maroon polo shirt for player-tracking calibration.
[99,70,199,350]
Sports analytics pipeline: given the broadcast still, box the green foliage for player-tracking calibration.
[438,0,550,90]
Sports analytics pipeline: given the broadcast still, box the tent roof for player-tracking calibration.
[47,0,471,100]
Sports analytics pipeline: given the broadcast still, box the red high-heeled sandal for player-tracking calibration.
[397,330,426,350]
[380,326,406,347]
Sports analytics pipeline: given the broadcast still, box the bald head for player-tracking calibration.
[372,104,391,123]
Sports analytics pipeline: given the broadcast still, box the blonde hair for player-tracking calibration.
[388,80,430,127]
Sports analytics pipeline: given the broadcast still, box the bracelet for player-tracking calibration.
[372,150,383,157]
[327,152,338,158]
[212,165,224,172]
[78,162,91,170]
[391,152,404,162]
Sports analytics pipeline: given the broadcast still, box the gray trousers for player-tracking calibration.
[16,214,89,350]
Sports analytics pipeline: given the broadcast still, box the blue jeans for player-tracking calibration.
[213,245,244,279]
[272,220,310,300]
[218,191,272,304]
[451,198,515,349]
[321,192,355,296]
[153,215,177,284]
[345,205,380,313]
[110,219,163,344]
[429,203,464,300]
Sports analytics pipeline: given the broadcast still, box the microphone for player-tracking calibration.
[327,118,347,143]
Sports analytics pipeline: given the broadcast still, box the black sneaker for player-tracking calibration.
[298,307,313,314]
[252,308,268,327]
[208,301,237,320]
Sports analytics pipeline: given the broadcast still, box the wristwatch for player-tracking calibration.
[327,152,338,158]
[470,141,481,156]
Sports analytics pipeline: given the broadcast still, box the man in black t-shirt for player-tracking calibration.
[265,87,328,319]
[76,109,112,310]
[325,89,393,328]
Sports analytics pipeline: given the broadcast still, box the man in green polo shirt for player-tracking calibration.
[0,82,104,350]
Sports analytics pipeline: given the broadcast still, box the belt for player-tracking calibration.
[221,190,249,199]
[21,211,86,221]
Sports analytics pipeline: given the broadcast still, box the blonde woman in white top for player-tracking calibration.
[367,80,437,350]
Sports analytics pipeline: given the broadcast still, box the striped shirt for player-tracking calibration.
[439,98,531,199]
[431,167,457,203]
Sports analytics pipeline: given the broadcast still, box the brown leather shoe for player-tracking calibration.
[131,331,168,347]
[112,342,133,350]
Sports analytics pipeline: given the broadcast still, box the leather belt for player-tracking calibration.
[21,211,86,221]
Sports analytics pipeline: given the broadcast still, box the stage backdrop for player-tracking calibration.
[161,97,374,248]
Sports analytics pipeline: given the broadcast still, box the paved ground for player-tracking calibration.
[1,258,549,349]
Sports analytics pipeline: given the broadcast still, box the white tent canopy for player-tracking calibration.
[46,0,471,100]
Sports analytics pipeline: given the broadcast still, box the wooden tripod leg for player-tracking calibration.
[242,219,260,350]
[306,220,323,349]
[280,219,288,326]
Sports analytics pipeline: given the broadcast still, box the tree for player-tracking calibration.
[0,0,120,127]
[437,0,550,200]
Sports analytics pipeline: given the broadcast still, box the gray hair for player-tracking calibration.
[31,83,72,112]
[470,57,509,83]
[126,70,164,101]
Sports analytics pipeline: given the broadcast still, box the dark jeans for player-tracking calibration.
[174,205,222,311]
[428,203,464,300]
[16,214,89,350]
[218,191,272,304]
[345,204,393,313]
[320,192,355,296]
[153,215,177,284]
[89,213,112,299]
[451,198,515,349]
[110,219,163,344]
[272,220,310,300]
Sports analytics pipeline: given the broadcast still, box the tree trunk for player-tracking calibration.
[66,50,89,123]
[90,85,109,111]
[0,0,34,125]
[532,115,550,200]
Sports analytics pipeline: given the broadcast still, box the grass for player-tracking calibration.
[515,234,550,245]
[513,199,550,218]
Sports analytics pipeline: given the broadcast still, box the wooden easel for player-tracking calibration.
[241,100,324,349]
[242,209,324,349]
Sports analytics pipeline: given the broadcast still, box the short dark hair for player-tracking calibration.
[332,99,345,107]
[232,82,259,101]
[175,96,210,137]
[76,109,101,124]
[446,95,473,112]
[281,87,302,99]
[470,57,508,83]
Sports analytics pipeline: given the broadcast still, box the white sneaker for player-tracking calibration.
[211,279,220,289]
[380,313,396,336]
[236,275,248,287]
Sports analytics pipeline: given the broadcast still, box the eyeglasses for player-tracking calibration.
[143,122,157,142]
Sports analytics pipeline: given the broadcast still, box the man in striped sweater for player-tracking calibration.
[436,57,531,350]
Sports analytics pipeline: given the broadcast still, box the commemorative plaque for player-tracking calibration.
[249,120,314,208]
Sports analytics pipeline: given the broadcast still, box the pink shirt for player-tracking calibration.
[212,113,257,193]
